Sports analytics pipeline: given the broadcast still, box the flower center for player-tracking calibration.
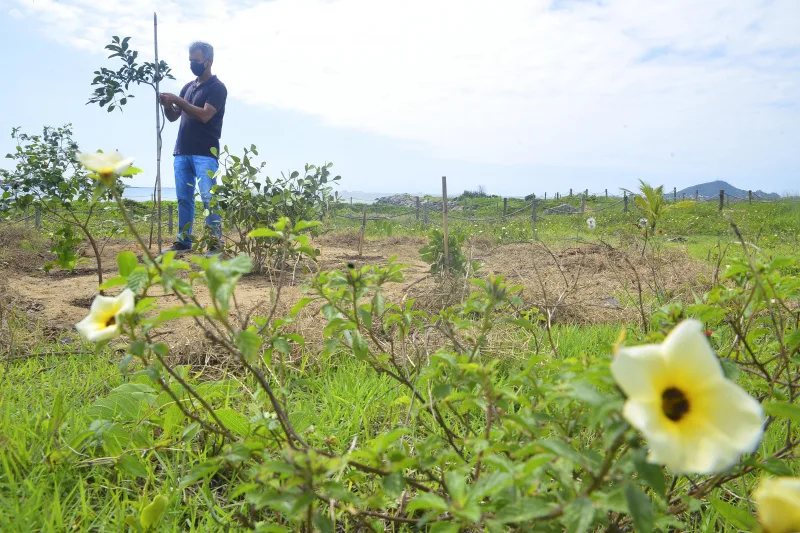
[105,315,116,328]
[661,387,690,422]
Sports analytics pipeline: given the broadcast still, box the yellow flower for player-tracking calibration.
[610,319,764,474]
[753,477,800,533]
[75,289,136,343]
[77,151,135,185]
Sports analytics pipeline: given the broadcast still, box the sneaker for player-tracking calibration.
[204,247,223,259]
[166,242,192,254]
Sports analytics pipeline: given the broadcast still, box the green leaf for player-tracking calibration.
[146,305,204,326]
[248,228,282,239]
[214,408,250,437]
[235,330,263,364]
[632,451,666,498]
[493,499,553,524]
[118,455,149,479]
[294,220,321,232]
[351,331,369,360]
[273,337,291,355]
[127,268,149,293]
[99,276,128,290]
[625,483,654,533]
[405,492,449,513]
[563,497,595,533]
[720,358,741,381]
[708,497,758,531]
[117,251,138,276]
[764,402,800,424]
[140,495,168,529]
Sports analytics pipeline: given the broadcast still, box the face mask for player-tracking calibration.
[190,61,206,76]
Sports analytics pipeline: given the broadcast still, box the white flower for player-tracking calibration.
[638,217,649,229]
[586,217,596,230]
[77,151,135,184]
[610,319,764,474]
[75,289,136,343]
[753,477,800,533]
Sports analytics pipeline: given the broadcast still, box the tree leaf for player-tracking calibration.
[117,250,138,276]
[563,497,595,533]
[235,329,263,364]
[708,497,758,531]
[764,402,800,424]
[625,483,654,533]
[117,455,149,479]
[248,228,282,239]
[214,408,250,437]
[146,305,204,326]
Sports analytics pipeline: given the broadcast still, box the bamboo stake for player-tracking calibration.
[154,12,163,253]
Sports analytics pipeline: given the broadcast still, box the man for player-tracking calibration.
[160,41,227,255]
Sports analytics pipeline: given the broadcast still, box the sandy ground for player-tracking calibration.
[2,229,711,362]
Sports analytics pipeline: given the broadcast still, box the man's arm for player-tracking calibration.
[164,94,217,124]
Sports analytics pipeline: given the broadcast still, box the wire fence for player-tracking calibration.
[1,187,796,240]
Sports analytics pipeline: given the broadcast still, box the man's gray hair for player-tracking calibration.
[189,41,214,61]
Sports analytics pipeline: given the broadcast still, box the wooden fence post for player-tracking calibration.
[503,197,508,219]
[442,176,449,268]
[605,189,608,198]
[34,206,41,229]
[416,196,420,220]
[624,192,628,213]
[423,202,428,226]
[719,190,724,212]
[695,190,699,202]
[585,189,588,197]
[168,204,174,235]
[358,205,367,256]
[748,190,753,203]
[673,187,677,203]
[580,195,585,215]
[544,192,547,200]
[569,188,573,197]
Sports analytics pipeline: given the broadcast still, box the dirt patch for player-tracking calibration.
[1,232,710,362]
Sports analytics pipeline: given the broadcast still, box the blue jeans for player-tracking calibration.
[174,155,222,247]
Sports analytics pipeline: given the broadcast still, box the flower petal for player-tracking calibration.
[697,380,764,454]
[89,293,124,316]
[115,289,136,318]
[611,344,666,400]
[662,319,723,387]
[754,477,800,533]
[113,157,135,175]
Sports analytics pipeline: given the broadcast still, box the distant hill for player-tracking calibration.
[676,180,780,199]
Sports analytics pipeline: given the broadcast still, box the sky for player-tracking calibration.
[1,0,798,197]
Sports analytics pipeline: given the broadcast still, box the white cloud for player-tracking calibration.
[10,0,800,179]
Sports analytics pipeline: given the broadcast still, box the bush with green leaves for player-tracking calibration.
[52,157,800,532]
[419,228,477,279]
[0,125,132,288]
[208,145,339,272]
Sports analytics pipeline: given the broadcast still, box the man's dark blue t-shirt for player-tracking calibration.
[173,75,227,158]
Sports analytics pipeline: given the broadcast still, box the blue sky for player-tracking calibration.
[1,0,798,196]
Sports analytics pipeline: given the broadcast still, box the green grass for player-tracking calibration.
[1,195,798,531]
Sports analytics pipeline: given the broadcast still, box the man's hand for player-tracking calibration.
[159,92,178,105]
[160,93,181,122]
